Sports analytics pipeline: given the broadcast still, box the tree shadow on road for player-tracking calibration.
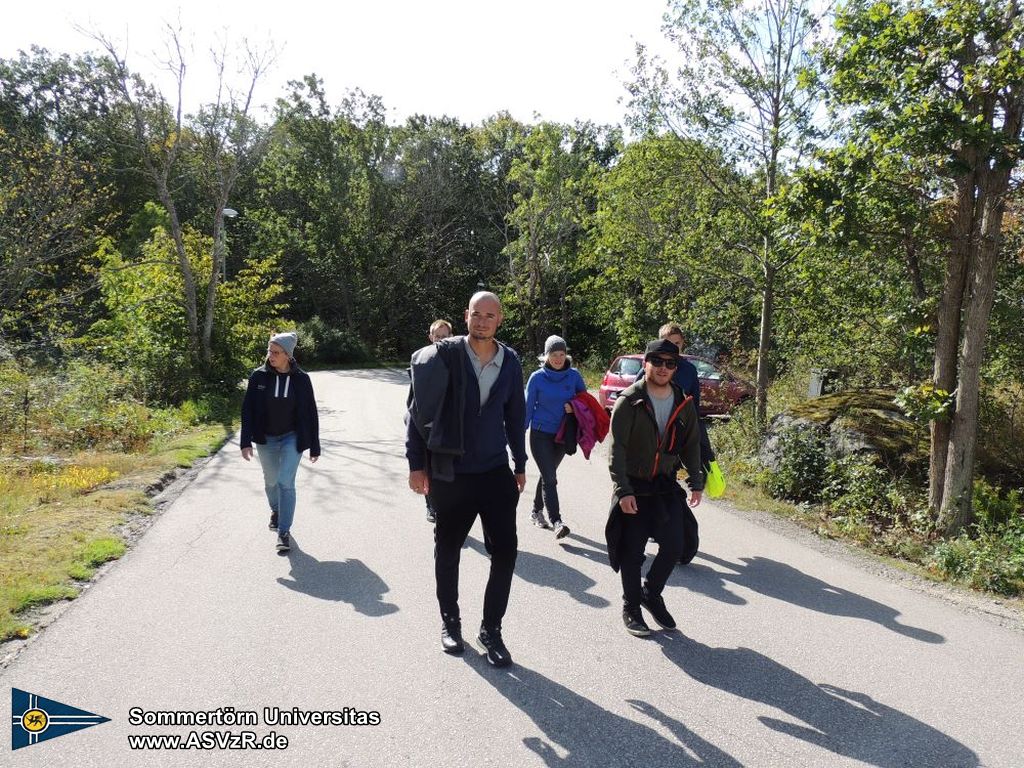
[467,656,741,767]
[679,553,944,643]
[318,368,411,386]
[276,538,399,617]
[465,536,609,608]
[652,632,977,767]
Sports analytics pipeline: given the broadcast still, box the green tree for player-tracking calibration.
[824,0,1024,533]
[84,220,286,400]
[590,134,760,356]
[628,0,825,425]
[780,144,947,384]
[96,29,272,375]
[503,121,618,354]
[0,127,111,344]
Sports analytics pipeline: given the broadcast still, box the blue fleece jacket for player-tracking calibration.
[524,364,587,434]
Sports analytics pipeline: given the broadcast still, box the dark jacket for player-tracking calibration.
[240,362,321,457]
[406,336,528,477]
[637,357,716,464]
[405,337,468,481]
[607,379,704,499]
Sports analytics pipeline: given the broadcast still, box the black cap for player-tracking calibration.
[644,339,679,360]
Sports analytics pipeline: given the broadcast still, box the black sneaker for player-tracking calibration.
[441,618,464,655]
[641,586,677,630]
[478,625,513,667]
[426,506,436,524]
[552,520,571,539]
[623,604,652,637]
[276,532,291,552]
[268,512,278,531]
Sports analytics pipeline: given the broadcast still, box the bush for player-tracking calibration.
[927,479,1024,595]
[296,316,371,364]
[762,422,830,502]
[709,400,762,484]
[930,534,1024,596]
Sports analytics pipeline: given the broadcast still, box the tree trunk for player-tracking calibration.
[202,204,229,366]
[755,259,775,428]
[938,170,1012,535]
[158,181,201,366]
[929,171,975,513]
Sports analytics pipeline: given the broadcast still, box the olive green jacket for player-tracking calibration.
[607,379,705,499]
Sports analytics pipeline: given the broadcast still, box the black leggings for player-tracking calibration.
[530,429,567,521]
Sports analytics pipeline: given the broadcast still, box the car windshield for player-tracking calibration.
[691,359,722,380]
[618,358,643,377]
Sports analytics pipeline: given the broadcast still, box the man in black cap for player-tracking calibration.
[605,339,704,636]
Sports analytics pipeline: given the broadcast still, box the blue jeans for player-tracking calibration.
[256,432,301,534]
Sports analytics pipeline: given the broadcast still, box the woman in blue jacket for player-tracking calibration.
[240,331,321,552]
[524,335,586,538]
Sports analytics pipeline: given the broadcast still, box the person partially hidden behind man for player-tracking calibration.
[605,339,704,637]
[406,292,527,667]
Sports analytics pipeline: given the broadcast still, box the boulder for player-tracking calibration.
[761,389,927,474]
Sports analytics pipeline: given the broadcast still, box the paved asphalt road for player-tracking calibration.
[3,368,1023,767]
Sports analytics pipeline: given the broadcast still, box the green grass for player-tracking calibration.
[0,423,234,643]
[67,538,128,580]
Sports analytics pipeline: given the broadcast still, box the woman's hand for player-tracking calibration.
[241,447,253,461]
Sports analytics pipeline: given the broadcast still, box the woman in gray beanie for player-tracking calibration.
[523,335,586,538]
[240,331,321,552]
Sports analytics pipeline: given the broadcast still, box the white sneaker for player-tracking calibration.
[553,521,570,539]
[531,511,552,530]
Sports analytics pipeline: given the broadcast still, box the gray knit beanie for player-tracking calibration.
[269,331,298,358]
[543,335,568,355]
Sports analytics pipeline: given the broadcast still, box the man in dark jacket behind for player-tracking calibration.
[606,339,704,637]
[406,292,527,667]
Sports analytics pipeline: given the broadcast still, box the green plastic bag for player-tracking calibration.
[705,460,726,498]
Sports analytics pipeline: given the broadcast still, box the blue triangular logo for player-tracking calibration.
[11,688,110,750]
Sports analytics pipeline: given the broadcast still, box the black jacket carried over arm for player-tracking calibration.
[405,337,467,482]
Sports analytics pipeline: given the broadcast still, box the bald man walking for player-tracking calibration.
[406,292,528,667]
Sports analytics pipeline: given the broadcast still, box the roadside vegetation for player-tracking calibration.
[712,367,1024,598]
[0,362,236,641]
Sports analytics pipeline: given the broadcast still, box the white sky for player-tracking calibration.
[1,0,674,127]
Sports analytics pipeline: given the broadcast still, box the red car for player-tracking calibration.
[597,354,754,417]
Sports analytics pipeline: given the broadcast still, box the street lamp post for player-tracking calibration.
[220,207,238,281]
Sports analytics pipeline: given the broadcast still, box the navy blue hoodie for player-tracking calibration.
[240,362,321,457]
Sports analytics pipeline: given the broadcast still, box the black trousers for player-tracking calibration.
[618,485,687,607]
[530,429,567,521]
[430,466,519,629]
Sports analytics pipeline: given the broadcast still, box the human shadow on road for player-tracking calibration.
[276,539,399,617]
[465,536,609,608]
[666,560,749,606]
[466,656,741,766]
[683,553,944,643]
[652,633,977,767]
[554,533,609,569]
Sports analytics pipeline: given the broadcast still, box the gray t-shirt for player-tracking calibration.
[650,390,674,438]
[466,338,505,407]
